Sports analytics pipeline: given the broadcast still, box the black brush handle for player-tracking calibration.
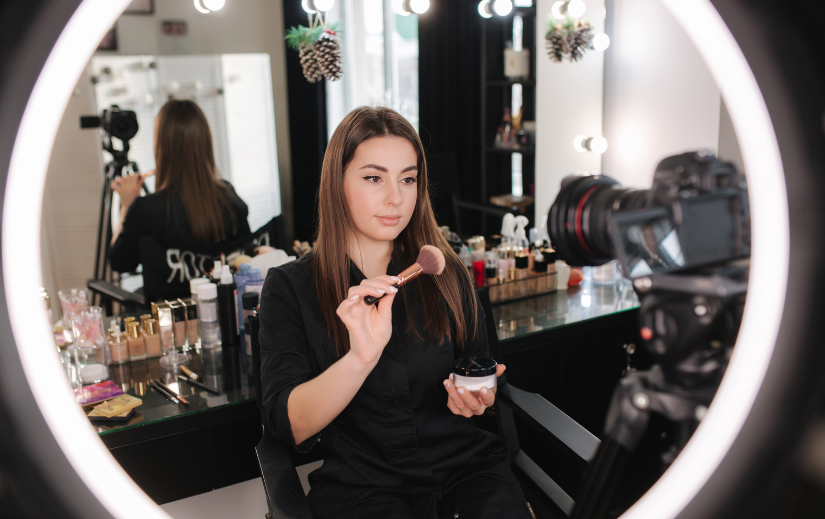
[363,283,399,305]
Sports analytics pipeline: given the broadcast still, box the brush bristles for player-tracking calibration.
[416,245,446,275]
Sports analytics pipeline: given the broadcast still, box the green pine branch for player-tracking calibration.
[285,21,343,51]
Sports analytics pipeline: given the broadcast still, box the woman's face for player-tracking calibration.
[343,136,419,244]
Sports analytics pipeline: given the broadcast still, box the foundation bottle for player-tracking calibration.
[153,302,175,354]
[144,318,162,358]
[515,253,529,297]
[126,321,146,361]
[108,322,129,365]
[170,301,187,350]
[140,314,152,332]
[182,298,200,346]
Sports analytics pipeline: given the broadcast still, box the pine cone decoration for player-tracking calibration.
[568,22,594,62]
[299,44,323,83]
[315,30,343,81]
[545,28,567,63]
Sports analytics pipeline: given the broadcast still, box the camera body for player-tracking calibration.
[547,151,750,278]
[80,105,139,143]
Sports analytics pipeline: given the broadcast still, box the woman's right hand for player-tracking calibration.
[111,172,146,208]
[336,275,400,367]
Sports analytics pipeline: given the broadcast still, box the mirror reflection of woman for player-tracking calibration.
[259,107,532,518]
[108,99,251,273]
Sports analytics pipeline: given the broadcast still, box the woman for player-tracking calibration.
[259,107,532,518]
[108,99,251,273]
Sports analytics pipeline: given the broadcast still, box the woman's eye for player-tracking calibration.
[363,175,382,183]
[401,176,417,185]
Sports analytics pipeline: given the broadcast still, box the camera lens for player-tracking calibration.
[547,174,647,266]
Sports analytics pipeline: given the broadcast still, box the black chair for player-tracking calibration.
[89,216,287,310]
[248,288,601,518]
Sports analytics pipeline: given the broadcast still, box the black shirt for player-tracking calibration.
[108,181,251,273]
[258,251,511,510]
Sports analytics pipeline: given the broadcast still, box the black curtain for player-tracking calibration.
[283,1,328,243]
[418,0,484,227]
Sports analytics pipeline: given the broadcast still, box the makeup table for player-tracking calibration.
[95,279,641,505]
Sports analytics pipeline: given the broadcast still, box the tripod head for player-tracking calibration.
[632,261,748,388]
[80,104,139,179]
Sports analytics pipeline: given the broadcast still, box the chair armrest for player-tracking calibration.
[87,279,145,306]
[256,427,312,519]
[498,384,600,469]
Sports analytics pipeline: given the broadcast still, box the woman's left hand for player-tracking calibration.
[443,364,506,417]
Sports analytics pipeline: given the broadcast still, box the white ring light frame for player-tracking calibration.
[1,1,787,519]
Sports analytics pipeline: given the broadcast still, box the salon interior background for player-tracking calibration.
[42,0,743,306]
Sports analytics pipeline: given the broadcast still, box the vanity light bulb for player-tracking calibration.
[493,0,513,16]
[314,0,334,11]
[478,0,493,18]
[593,32,610,51]
[410,0,429,13]
[589,136,608,154]
[551,1,565,20]
[567,0,586,18]
[573,135,587,152]
[203,0,225,10]
[194,0,210,14]
[302,0,317,13]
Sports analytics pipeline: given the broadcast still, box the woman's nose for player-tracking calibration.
[385,182,402,205]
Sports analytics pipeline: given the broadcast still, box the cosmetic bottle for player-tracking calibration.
[190,277,209,302]
[169,301,187,350]
[211,260,223,282]
[198,283,222,350]
[218,265,239,347]
[108,321,129,365]
[485,251,498,300]
[242,291,260,357]
[533,249,547,293]
[497,249,509,301]
[515,253,529,296]
[182,298,199,346]
[144,318,162,358]
[245,269,264,298]
[556,260,571,290]
[152,302,175,354]
[452,357,498,394]
[472,259,485,288]
[126,321,147,361]
[139,314,151,332]
[459,245,472,269]
[235,263,252,339]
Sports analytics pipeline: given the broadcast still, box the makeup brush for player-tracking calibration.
[364,245,446,305]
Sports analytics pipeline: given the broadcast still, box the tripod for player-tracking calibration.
[91,135,150,311]
[572,264,748,519]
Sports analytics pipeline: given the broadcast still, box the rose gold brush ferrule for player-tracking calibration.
[396,263,423,287]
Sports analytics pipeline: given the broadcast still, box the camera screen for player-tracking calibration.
[609,195,741,278]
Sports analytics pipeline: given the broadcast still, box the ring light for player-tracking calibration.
[0,1,789,519]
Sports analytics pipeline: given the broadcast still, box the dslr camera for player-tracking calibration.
[80,105,139,143]
[547,150,750,278]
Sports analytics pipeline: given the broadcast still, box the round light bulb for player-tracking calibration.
[573,135,587,152]
[203,0,225,10]
[194,0,210,14]
[551,1,565,19]
[589,136,608,154]
[493,0,513,16]
[478,0,493,18]
[302,0,317,13]
[593,32,610,51]
[410,0,429,14]
[567,0,586,18]
[314,0,334,11]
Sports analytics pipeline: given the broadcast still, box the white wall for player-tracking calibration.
[534,0,606,228]
[601,0,720,188]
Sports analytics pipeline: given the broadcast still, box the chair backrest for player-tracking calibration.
[476,287,507,386]
[139,216,286,303]
[248,314,267,425]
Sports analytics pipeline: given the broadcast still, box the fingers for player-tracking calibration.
[444,375,487,417]
[444,376,471,417]
[478,386,495,407]
[496,364,506,377]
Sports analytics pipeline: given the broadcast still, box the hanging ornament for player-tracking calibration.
[545,14,595,63]
[315,30,343,81]
[285,6,343,84]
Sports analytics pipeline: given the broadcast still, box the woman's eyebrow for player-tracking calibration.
[359,164,388,172]
[402,165,418,173]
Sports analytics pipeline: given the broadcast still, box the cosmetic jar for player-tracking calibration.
[452,357,498,393]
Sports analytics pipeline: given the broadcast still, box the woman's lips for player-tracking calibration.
[376,215,402,225]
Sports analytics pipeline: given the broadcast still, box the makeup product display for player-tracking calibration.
[244,269,264,299]
[108,321,129,365]
[126,321,146,362]
[484,244,557,303]
[177,374,220,395]
[452,357,498,394]
[218,265,239,346]
[197,283,221,350]
[189,277,209,301]
[242,291,259,356]
[144,318,162,358]
[364,245,446,305]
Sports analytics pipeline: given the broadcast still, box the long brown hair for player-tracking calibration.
[314,106,478,357]
[154,99,236,243]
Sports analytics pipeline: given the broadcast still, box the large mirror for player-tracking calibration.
[29,0,771,517]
